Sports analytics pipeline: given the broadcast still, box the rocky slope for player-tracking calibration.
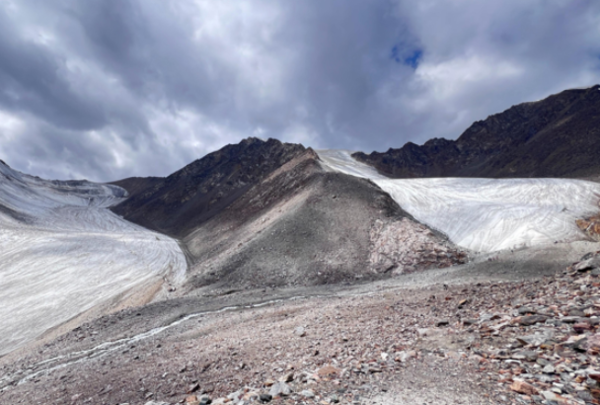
[112,138,467,293]
[353,85,600,179]
[112,138,307,237]
[181,148,466,293]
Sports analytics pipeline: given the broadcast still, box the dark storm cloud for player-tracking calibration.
[0,0,599,181]
[0,7,106,130]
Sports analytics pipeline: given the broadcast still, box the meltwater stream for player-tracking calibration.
[0,296,309,389]
[317,150,600,253]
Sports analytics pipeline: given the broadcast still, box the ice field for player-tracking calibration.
[317,150,600,253]
[0,162,186,355]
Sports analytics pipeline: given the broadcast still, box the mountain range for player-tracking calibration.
[2,85,600,405]
[353,85,600,179]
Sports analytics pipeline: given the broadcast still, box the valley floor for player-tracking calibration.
[1,240,599,405]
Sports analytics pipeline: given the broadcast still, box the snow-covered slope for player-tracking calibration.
[317,150,600,253]
[0,162,186,355]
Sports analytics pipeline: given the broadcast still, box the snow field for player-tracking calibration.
[0,162,186,355]
[317,150,600,253]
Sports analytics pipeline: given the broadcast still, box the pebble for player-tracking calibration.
[259,393,272,403]
[294,326,306,337]
[269,381,292,397]
[300,389,315,398]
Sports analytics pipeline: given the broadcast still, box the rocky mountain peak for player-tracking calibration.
[353,85,600,178]
[111,137,307,236]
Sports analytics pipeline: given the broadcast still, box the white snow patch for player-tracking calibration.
[0,162,186,355]
[317,150,600,253]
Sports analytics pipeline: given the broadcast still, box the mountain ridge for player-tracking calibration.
[111,137,307,237]
[353,85,600,178]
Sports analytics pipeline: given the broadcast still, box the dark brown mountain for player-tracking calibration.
[111,138,306,237]
[353,85,600,178]
[110,176,162,200]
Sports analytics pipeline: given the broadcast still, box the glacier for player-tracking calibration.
[317,150,600,253]
[0,162,186,355]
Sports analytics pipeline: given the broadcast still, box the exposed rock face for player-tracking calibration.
[111,138,306,237]
[369,218,467,274]
[577,215,600,241]
[353,85,600,178]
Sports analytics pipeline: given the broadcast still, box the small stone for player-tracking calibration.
[394,351,413,363]
[512,351,538,362]
[294,327,306,337]
[368,364,382,373]
[300,390,315,398]
[577,390,594,401]
[541,390,566,403]
[543,364,555,374]
[573,322,592,333]
[198,396,212,405]
[280,372,294,383]
[537,358,549,366]
[518,306,535,315]
[510,380,539,396]
[417,328,429,337]
[269,382,292,397]
[559,316,584,324]
[518,315,548,326]
[259,393,272,403]
[539,341,555,351]
[587,333,600,355]
[574,257,600,272]
[435,319,450,327]
[227,390,243,401]
[187,383,200,394]
[568,309,586,317]
[329,394,340,403]
[317,365,341,378]
[186,395,199,405]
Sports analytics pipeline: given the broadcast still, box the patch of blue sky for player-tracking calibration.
[391,45,422,69]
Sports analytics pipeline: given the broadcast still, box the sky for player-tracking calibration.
[0,0,599,182]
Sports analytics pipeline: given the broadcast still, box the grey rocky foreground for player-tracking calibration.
[1,241,599,405]
[144,251,600,405]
